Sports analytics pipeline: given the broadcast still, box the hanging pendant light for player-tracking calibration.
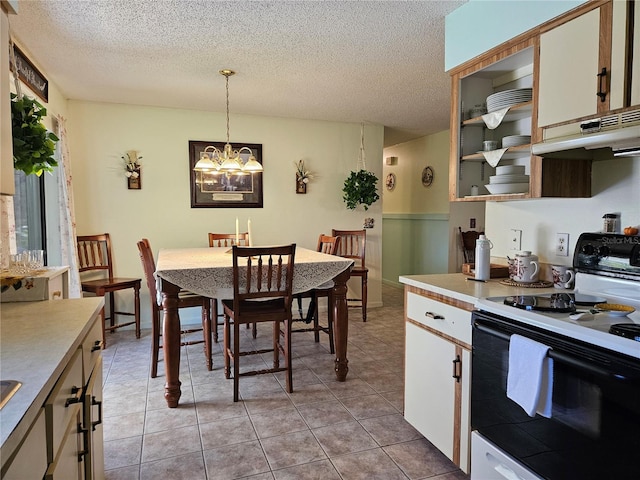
[193,70,263,175]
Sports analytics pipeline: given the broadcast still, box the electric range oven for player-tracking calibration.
[471,233,640,480]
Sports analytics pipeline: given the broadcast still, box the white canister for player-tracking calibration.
[475,235,492,281]
[510,251,539,283]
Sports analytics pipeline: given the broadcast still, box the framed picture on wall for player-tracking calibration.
[189,140,263,208]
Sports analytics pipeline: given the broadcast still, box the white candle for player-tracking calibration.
[235,217,239,244]
[248,218,253,246]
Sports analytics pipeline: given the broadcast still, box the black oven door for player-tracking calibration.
[471,310,640,480]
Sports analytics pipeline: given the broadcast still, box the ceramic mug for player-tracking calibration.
[509,251,539,283]
[552,265,575,289]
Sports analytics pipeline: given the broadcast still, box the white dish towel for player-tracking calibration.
[506,334,554,418]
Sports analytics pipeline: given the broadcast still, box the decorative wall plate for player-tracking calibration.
[385,173,396,191]
[422,166,434,187]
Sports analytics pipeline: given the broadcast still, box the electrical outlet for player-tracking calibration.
[556,233,569,256]
[510,229,522,251]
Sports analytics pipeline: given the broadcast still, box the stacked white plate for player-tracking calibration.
[486,88,533,112]
[486,164,529,194]
[501,135,531,148]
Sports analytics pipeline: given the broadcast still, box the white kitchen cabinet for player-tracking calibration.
[0,299,104,480]
[403,287,472,473]
[538,0,639,129]
[0,267,70,302]
[538,7,602,128]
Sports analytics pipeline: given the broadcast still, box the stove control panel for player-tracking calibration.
[574,233,640,280]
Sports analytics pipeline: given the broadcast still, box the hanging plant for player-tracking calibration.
[342,169,380,210]
[342,123,379,211]
[11,93,59,176]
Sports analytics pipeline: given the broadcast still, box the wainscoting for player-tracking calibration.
[382,213,449,288]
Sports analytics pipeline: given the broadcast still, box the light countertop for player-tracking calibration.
[400,273,562,306]
[0,298,103,467]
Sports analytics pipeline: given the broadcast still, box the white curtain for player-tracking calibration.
[54,115,81,298]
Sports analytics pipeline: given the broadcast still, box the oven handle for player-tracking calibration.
[474,321,635,382]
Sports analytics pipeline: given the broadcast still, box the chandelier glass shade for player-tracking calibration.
[193,70,263,175]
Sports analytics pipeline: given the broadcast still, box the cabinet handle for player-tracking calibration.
[91,340,103,352]
[91,396,103,431]
[51,290,62,299]
[65,385,82,407]
[77,423,89,462]
[425,311,444,320]
[452,355,462,383]
[596,67,607,102]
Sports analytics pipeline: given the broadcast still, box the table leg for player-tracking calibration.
[161,279,182,407]
[331,268,351,381]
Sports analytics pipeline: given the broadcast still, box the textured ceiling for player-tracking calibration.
[8,0,466,147]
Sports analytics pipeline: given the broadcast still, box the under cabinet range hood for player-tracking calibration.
[532,109,640,157]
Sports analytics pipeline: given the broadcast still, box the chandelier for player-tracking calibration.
[193,70,263,174]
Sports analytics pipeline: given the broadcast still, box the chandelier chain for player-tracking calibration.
[225,74,230,144]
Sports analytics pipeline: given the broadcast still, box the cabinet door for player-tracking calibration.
[538,8,601,127]
[3,408,48,480]
[404,321,457,459]
[84,357,104,480]
[45,408,84,480]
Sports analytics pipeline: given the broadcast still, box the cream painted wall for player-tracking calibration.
[382,130,451,214]
[486,157,640,268]
[67,101,383,326]
[381,131,486,279]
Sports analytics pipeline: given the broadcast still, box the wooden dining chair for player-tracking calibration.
[458,227,484,264]
[77,233,141,347]
[137,239,213,378]
[208,232,250,341]
[292,234,341,353]
[222,244,296,402]
[208,232,249,248]
[332,229,368,322]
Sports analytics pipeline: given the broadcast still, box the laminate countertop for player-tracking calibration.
[400,273,562,307]
[0,298,103,467]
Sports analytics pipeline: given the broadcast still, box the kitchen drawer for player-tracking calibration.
[2,408,47,480]
[44,348,83,463]
[81,318,103,382]
[406,292,471,344]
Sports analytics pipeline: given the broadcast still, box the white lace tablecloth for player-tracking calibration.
[155,247,353,300]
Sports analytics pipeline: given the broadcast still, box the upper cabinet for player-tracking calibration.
[539,0,639,129]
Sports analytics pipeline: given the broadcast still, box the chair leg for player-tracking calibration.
[99,303,107,348]
[312,296,320,344]
[252,322,257,339]
[150,308,160,378]
[273,321,280,369]
[134,286,141,339]
[361,274,368,322]
[233,320,240,402]
[202,299,212,371]
[224,314,231,379]
[284,318,293,394]
[212,299,219,343]
[109,291,116,329]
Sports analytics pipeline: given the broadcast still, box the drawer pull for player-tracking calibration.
[452,355,462,382]
[91,340,103,352]
[65,385,82,407]
[78,423,89,462]
[425,311,444,320]
[51,290,62,299]
[91,396,103,431]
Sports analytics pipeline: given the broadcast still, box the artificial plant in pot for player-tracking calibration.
[11,93,59,176]
[342,123,380,211]
[342,169,380,210]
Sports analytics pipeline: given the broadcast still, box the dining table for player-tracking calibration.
[155,246,354,408]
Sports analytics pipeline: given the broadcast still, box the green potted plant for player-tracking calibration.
[342,169,380,210]
[11,93,59,176]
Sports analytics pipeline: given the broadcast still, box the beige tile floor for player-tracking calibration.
[102,284,470,480]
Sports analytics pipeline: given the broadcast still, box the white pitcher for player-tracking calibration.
[510,251,539,283]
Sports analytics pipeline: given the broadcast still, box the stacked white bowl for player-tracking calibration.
[485,165,529,194]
